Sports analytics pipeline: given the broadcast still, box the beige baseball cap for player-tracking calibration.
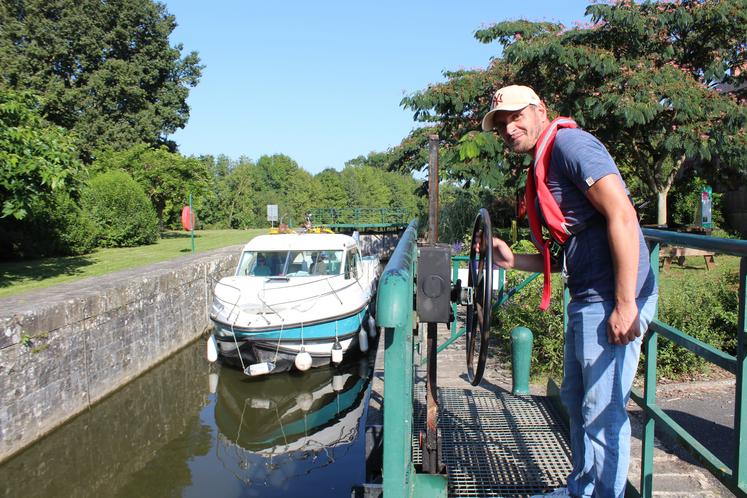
[481,85,541,131]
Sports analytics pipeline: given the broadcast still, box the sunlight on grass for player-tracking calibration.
[0,229,265,299]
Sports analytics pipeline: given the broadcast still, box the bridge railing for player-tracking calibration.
[375,219,448,497]
[631,229,747,497]
[308,207,410,227]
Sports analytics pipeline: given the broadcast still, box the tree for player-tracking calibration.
[314,168,348,208]
[0,89,82,220]
[0,0,202,160]
[400,0,747,225]
[92,144,211,228]
[223,161,260,228]
[340,165,391,211]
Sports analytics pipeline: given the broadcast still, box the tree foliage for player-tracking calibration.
[92,144,211,228]
[0,89,82,220]
[398,0,747,226]
[0,0,203,160]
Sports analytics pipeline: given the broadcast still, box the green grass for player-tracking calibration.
[0,229,265,299]
[657,252,741,297]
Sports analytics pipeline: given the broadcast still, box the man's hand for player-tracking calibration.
[607,301,640,345]
[474,234,515,269]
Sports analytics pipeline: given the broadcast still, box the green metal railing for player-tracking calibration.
[376,219,448,498]
[308,207,410,228]
[376,220,747,496]
[628,229,747,497]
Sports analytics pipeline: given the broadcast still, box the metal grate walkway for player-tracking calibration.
[413,387,573,497]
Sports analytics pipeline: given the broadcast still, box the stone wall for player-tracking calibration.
[357,233,400,260]
[0,246,241,462]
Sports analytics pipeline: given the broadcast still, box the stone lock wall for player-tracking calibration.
[0,246,241,463]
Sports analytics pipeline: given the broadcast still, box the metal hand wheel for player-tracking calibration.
[466,208,494,386]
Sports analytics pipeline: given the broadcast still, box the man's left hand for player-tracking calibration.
[607,302,640,345]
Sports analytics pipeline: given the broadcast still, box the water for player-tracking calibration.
[0,339,373,498]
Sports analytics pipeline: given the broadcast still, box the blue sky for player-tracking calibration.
[164,1,593,175]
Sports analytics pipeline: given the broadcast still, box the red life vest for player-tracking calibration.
[525,117,578,311]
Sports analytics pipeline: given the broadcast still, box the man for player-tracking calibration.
[312,253,328,275]
[481,85,658,498]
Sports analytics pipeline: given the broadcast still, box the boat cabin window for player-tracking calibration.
[344,248,361,279]
[237,250,343,277]
[309,250,342,276]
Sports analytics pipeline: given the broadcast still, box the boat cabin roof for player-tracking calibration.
[242,233,358,252]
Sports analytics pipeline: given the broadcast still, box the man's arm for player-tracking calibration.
[489,237,546,273]
[585,174,641,345]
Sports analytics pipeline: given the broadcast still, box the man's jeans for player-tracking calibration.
[561,294,658,498]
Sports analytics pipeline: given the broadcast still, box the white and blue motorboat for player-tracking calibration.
[208,232,379,375]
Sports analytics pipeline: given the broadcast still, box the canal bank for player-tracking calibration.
[0,245,241,463]
[0,339,375,498]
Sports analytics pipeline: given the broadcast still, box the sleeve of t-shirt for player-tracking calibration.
[553,129,620,193]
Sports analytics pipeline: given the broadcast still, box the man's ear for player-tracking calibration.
[536,101,548,120]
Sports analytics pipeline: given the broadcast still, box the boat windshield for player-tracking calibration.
[236,250,344,277]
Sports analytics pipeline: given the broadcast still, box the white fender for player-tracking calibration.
[207,335,218,363]
[331,341,343,364]
[358,327,369,353]
[368,314,377,338]
[295,349,313,371]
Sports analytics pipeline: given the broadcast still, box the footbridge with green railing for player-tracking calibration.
[366,219,747,497]
[307,207,411,232]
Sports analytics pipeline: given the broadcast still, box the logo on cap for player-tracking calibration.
[492,93,503,108]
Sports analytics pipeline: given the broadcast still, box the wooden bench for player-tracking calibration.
[659,246,716,271]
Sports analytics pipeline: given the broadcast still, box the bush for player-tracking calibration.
[81,170,159,247]
[655,267,740,379]
[492,240,566,377]
[0,192,97,259]
[668,176,724,228]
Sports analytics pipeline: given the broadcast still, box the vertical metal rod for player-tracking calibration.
[189,193,195,253]
[641,241,661,498]
[424,322,440,473]
[428,135,440,244]
[735,257,747,490]
[451,258,458,338]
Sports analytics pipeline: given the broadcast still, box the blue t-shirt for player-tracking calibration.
[546,128,657,302]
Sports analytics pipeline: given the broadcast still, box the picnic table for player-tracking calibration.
[659,245,716,271]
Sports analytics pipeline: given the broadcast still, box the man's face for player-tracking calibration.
[492,104,547,154]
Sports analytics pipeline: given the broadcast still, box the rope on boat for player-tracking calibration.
[230,320,247,372]
[273,320,285,363]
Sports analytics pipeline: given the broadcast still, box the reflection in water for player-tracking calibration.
[0,339,372,498]
[214,359,370,491]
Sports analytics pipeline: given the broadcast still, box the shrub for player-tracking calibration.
[81,170,159,247]
[492,240,566,377]
[0,192,97,259]
[654,267,740,379]
[668,176,724,228]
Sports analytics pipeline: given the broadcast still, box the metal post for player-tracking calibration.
[423,322,440,473]
[423,133,442,474]
[189,193,195,253]
[510,326,533,395]
[735,257,747,490]
[428,135,439,244]
[641,241,660,497]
